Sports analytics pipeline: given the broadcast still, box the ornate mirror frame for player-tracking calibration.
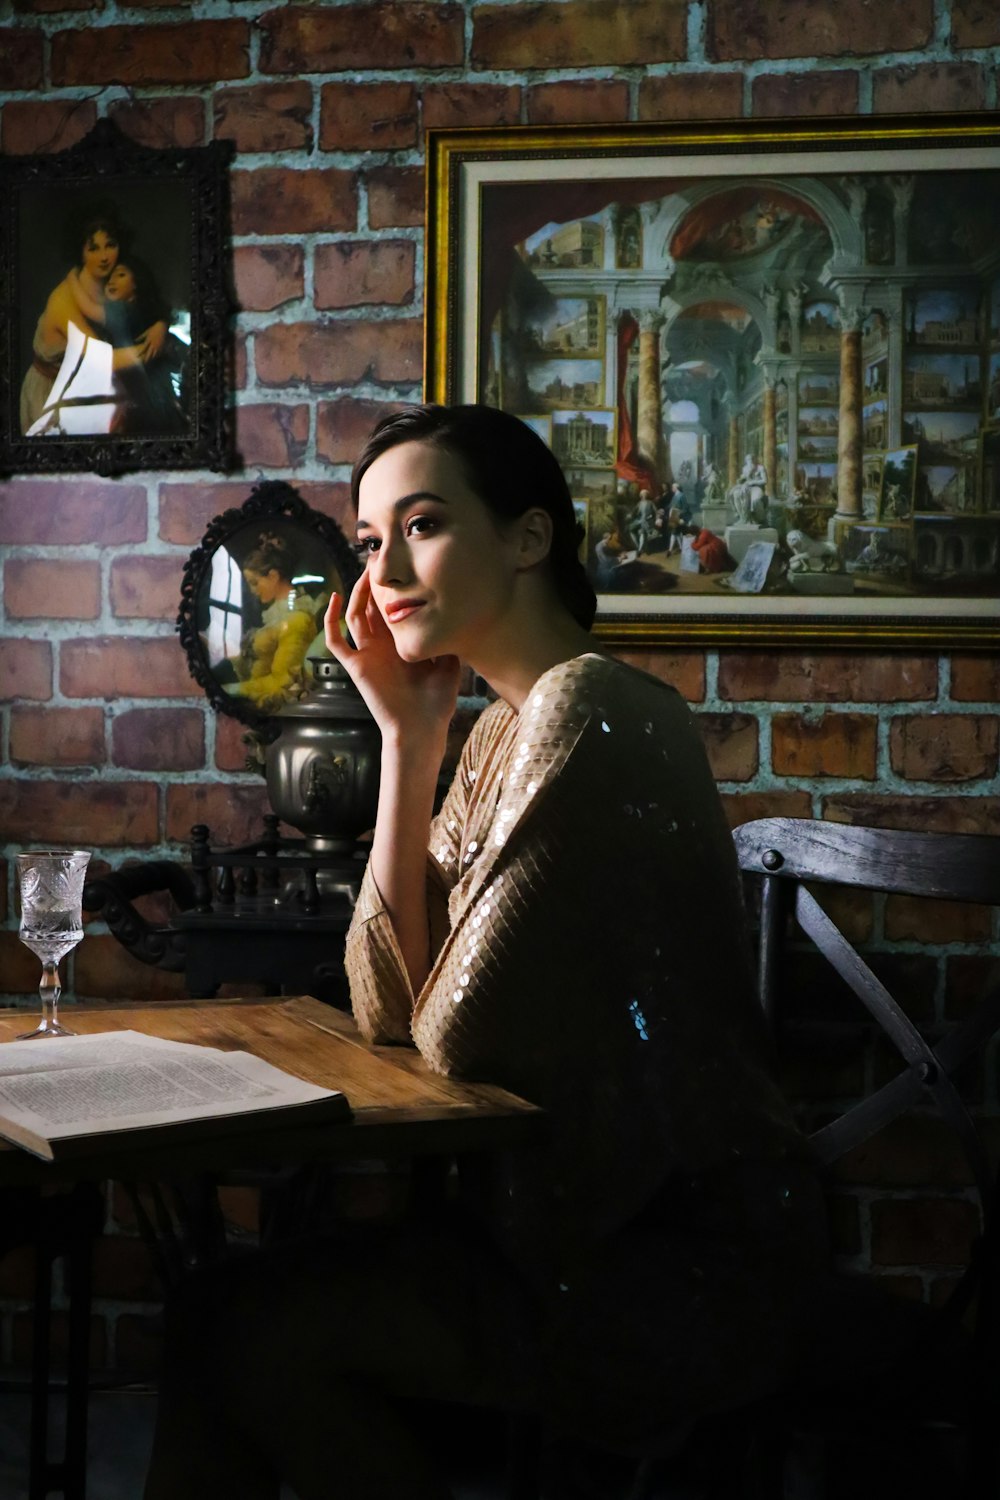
[176,480,360,731]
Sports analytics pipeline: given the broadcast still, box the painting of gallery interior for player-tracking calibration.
[481,168,1000,603]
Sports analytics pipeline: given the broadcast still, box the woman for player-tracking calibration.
[19,210,165,435]
[145,405,828,1499]
[225,532,324,711]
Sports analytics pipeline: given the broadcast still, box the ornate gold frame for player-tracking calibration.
[424,115,1000,649]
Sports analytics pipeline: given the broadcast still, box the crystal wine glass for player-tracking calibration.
[15,850,91,1040]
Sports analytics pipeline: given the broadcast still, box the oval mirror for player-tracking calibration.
[177,480,360,728]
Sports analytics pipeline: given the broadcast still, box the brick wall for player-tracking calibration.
[1,0,998,1375]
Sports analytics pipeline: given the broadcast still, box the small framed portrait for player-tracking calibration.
[0,119,232,477]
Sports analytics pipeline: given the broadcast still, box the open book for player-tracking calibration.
[0,1030,350,1162]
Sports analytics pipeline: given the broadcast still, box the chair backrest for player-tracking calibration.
[733,817,1000,1216]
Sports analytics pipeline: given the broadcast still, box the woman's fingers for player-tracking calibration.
[323,593,350,659]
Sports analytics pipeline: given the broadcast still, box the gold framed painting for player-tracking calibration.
[425,114,1000,648]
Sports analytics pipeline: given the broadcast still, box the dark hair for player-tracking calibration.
[69,203,130,268]
[351,403,597,630]
[104,255,170,345]
[243,531,296,580]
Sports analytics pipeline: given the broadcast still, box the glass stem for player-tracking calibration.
[39,961,62,1029]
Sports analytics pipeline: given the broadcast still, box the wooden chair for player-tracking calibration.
[726,816,1000,1500]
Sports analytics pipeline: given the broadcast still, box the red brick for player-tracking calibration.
[317,398,403,467]
[366,167,424,230]
[235,404,310,470]
[952,0,1000,46]
[107,95,205,149]
[0,781,158,846]
[51,21,250,87]
[873,62,986,114]
[1,99,97,155]
[716,652,937,703]
[109,557,183,622]
[73,933,187,1001]
[61,637,195,700]
[823,795,1000,836]
[638,72,744,121]
[771,712,877,779]
[0,481,146,545]
[708,0,932,60]
[421,84,522,135]
[611,648,706,703]
[527,80,631,126]
[884,894,993,945]
[752,70,860,117]
[696,711,758,781]
[833,1117,974,1190]
[112,708,205,771]
[259,4,464,73]
[871,1198,978,1267]
[889,714,999,782]
[10,707,106,768]
[722,791,813,827]
[319,83,418,152]
[215,80,313,152]
[255,319,422,388]
[5,559,100,620]
[157,480,352,547]
[811,885,875,944]
[165,783,271,846]
[0,31,44,90]
[0,639,53,703]
[315,241,415,311]
[233,245,304,313]
[215,713,267,774]
[951,654,1000,701]
[157,482,253,544]
[231,167,356,237]
[472,0,686,68]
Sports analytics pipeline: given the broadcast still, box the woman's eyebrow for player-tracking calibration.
[356,491,448,530]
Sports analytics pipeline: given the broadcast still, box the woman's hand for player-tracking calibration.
[323,572,459,746]
[137,321,168,362]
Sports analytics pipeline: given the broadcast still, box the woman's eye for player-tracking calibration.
[354,537,379,557]
[406,515,437,537]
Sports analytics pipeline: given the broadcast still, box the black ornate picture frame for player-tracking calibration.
[0,118,233,477]
[176,481,361,731]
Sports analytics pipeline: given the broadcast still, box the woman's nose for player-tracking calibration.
[370,533,411,586]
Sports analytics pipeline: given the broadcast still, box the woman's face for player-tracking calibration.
[81,229,119,282]
[105,264,137,303]
[355,440,523,664]
[244,568,285,606]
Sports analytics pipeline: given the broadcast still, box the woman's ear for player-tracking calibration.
[514,507,553,570]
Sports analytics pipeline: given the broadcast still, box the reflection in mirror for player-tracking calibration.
[177,482,360,728]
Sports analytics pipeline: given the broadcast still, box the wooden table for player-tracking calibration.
[0,995,544,1186]
[0,996,544,1500]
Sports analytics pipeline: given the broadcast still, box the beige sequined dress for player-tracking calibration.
[346,653,826,1438]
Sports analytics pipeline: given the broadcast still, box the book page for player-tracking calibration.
[0,1031,346,1158]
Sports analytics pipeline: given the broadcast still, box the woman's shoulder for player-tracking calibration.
[532,651,683,723]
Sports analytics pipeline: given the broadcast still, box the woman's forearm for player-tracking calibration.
[368,726,448,997]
